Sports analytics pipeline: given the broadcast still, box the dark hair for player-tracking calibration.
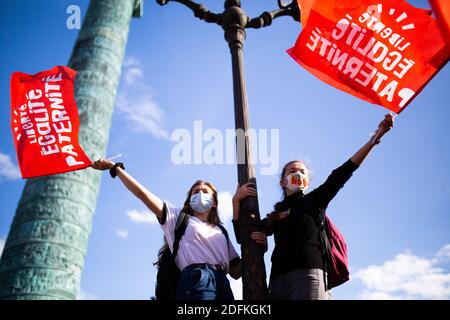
[181,180,221,226]
[279,160,302,198]
[267,160,302,224]
[154,180,221,268]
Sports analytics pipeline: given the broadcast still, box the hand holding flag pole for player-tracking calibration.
[91,154,122,171]
[370,112,396,145]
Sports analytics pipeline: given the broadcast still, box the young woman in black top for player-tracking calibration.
[233,114,394,300]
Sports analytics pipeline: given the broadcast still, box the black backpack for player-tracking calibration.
[154,211,230,300]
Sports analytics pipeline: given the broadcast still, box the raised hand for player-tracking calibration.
[378,113,395,136]
[91,158,114,171]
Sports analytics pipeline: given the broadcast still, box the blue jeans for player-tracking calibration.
[175,264,235,300]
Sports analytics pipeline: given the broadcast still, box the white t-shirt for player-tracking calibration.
[159,204,240,273]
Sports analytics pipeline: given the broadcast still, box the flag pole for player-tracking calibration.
[106,154,122,162]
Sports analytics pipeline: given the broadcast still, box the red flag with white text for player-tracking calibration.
[10,66,91,179]
[298,0,316,26]
[288,0,449,114]
[430,0,450,48]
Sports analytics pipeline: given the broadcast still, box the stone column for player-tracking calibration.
[0,0,142,300]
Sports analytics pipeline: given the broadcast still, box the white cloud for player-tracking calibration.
[229,278,243,300]
[0,152,21,180]
[355,245,450,300]
[117,96,169,140]
[437,244,450,260]
[124,67,143,86]
[116,56,169,140]
[123,56,142,68]
[76,288,98,300]
[218,191,234,222]
[0,238,5,256]
[116,229,129,239]
[359,290,401,300]
[126,209,158,225]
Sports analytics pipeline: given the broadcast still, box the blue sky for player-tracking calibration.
[0,0,449,300]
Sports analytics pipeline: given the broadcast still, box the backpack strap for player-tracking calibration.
[172,210,189,259]
[217,223,242,266]
[173,214,229,259]
[304,195,333,290]
[217,224,230,245]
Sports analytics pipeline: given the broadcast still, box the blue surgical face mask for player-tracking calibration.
[190,191,214,213]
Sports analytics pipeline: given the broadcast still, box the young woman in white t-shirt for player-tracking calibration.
[91,160,266,300]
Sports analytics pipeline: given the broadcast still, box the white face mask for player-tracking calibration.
[190,191,214,213]
[285,170,309,191]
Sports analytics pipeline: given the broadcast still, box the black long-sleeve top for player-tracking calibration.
[233,159,359,282]
[266,159,358,281]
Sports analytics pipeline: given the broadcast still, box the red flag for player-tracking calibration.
[10,66,91,179]
[430,0,450,47]
[288,0,449,114]
[297,0,316,26]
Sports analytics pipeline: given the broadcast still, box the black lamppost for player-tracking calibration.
[157,0,300,300]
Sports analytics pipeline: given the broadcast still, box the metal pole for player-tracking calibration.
[223,0,268,300]
[157,0,299,300]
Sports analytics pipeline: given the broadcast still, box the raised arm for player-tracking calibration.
[351,114,394,166]
[311,114,394,209]
[91,159,164,219]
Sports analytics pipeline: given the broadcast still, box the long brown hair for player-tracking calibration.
[154,180,222,268]
[182,180,221,226]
